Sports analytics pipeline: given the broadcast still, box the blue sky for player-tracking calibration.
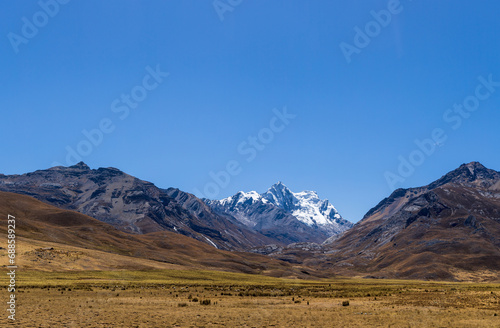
[1,0,499,222]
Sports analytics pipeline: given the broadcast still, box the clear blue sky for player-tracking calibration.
[1,1,499,222]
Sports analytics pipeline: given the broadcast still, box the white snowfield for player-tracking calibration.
[220,191,264,205]
[292,190,342,226]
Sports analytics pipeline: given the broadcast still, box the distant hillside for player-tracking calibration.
[0,191,317,278]
[271,162,500,282]
[0,162,278,251]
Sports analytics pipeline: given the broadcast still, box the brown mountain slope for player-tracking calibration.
[0,191,316,278]
[0,162,277,250]
[272,162,500,281]
[321,162,500,281]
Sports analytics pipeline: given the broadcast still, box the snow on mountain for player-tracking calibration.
[220,191,266,207]
[207,182,353,239]
[292,190,342,225]
[262,182,296,211]
[262,182,350,234]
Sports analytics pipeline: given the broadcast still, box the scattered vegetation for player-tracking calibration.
[1,269,499,327]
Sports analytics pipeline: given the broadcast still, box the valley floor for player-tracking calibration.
[1,270,499,327]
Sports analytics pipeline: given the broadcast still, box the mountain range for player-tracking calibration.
[0,162,349,250]
[1,161,499,281]
[0,190,313,277]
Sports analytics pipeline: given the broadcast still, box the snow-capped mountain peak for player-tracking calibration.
[261,183,343,226]
[262,182,297,211]
[220,190,264,207]
[210,182,353,239]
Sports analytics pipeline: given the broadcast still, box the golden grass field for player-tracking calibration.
[1,269,499,327]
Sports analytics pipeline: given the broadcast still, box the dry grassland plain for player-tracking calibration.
[0,270,499,328]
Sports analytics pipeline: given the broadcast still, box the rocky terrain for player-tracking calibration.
[206,182,353,244]
[270,162,500,281]
[0,191,316,277]
[0,162,276,250]
[1,161,499,281]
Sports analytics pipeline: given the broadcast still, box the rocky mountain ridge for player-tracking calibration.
[0,162,277,250]
[0,162,349,250]
[269,162,500,281]
[205,182,353,244]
